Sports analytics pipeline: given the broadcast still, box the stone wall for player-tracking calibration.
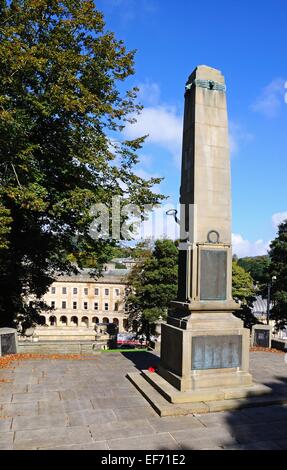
[18,341,98,355]
[271,338,287,351]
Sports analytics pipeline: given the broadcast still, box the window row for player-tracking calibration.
[50,301,123,312]
[50,286,121,296]
[42,315,129,330]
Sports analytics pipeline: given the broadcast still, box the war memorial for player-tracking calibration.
[128,65,277,415]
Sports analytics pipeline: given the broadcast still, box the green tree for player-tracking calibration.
[126,239,178,338]
[232,260,257,328]
[0,0,163,327]
[268,220,287,330]
[237,256,270,285]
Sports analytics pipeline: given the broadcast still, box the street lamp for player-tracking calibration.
[266,275,277,325]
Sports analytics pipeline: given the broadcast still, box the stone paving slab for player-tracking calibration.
[0,402,38,418]
[38,398,94,415]
[0,351,287,450]
[172,434,238,450]
[12,391,60,403]
[225,441,282,450]
[195,410,253,427]
[275,439,287,450]
[148,415,205,432]
[0,371,15,379]
[171,425,235,444]
[12,412,69,431]
[0,418,12,432]
[28,383,71,393]
[0,431,14,450]
[40,441,109,450]
[108,432,180,450]
[91,396,145,410]
[114,405,158,421]
[0,392,13,404]
[239,404,287,422]
[1,384,28,394]
[13,376,39,385]
[67,408,117,427]
[231,422,287,444]
[89,419,155,442]
[170,424,244,450]
[14,425,93,450]
[90,388,139,399]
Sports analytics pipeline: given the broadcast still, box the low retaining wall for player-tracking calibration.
[18,340,98,355]
[33,327,97,342]
[271,338,287,351]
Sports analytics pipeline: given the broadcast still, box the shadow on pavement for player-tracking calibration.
[223,375,287,450]
[121,350,160,371]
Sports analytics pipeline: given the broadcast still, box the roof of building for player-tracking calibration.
[252,295,273,315]
[54,268,129,284]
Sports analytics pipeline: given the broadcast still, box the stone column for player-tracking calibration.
[117,318,123,332]
[158,66,253,393]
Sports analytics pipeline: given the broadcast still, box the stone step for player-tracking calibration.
[127,372,281,417]
[141,369,271,404]
[126,372,210,416]
[142,369,225,403]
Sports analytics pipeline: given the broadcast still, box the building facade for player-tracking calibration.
[37,267,130,333]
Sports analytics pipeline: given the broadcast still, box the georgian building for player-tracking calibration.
[37,267,130,333]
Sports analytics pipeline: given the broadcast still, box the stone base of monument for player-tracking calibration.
[127,371,273,417]
[127,308,274,416]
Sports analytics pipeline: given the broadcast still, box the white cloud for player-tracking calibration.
[251,78,286,118]
[124,105,183,165]
[137,153,153,169]
[272,211,287,228]
[136,203,180,241]
[137,81,161,106]
[232,233,270,258]
[229,121,254,155]
[134,167,160,181]
[103,0,157,22]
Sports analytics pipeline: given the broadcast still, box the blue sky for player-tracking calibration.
[97,0,287,257]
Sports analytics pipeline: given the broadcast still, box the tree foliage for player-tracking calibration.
[126,239,178,337]
[232,260,257,329]
[268,220,287,329]
[237,255,270,285]
[0,0,163,327]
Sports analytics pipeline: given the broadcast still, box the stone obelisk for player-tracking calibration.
[128,66,271,413]
[159,65,253,393]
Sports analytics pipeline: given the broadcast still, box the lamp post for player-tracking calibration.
[266,275,277,325]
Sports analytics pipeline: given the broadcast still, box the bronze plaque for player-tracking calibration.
[254,329,270,348]
[1,333,16,356]
[200,249,227,300]
[192,335,242,370]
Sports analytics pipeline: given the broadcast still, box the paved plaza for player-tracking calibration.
[0,351,287,450]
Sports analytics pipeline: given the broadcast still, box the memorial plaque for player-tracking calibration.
[0,328,18,356]
[1,334,16,355]
[200,249,227,300]
[192,335,242,370]
[254,329,270,348]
